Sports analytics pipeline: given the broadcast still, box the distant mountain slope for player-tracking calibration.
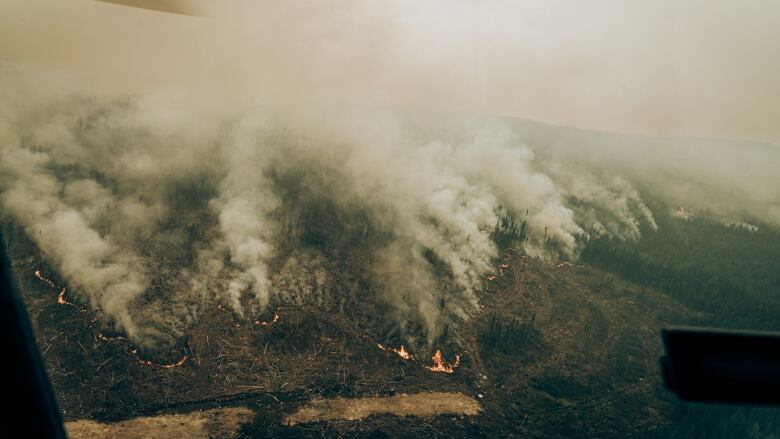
[582,206,780,331]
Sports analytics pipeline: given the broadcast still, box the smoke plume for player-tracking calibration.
[1,68,779,352]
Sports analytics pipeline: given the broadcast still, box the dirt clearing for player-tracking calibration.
[65,407,254,439]
[284,391,481,425]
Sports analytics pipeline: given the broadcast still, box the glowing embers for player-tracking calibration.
[254,312,280,326]
[34,270,77,307]
[97,332,126,343]
[376,343,415,361]
[136,354,190,369]
[486,252,515,282]
[34,270,56,288]
[35,270,189,370]
[376,344,461,373]
[423,350,461,374]
[218,302,280,327]
[99,330,190,369]
[160,355,190,369]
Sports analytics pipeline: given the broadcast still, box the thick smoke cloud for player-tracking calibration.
[212,117,280,316]
[514,120,780,226]
[1,68,779,352]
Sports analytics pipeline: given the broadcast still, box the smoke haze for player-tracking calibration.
[3,0,780,142]
[1,2,779,351]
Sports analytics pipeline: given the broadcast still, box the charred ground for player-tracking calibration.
[4,216,706,438]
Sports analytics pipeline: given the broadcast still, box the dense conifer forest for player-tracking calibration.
[580,202,780,438]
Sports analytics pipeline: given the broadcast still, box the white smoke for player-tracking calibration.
[0,127,150,342]
[1,69,779,351]
[210,117,280,317]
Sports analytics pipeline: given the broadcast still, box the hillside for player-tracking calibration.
[5,220,701,437]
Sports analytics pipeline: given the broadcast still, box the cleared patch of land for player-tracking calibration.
[65,407,254,439]
[284,391,481,425]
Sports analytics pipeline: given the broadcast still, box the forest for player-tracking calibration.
[579,201,780,438]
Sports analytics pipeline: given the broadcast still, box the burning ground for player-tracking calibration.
[8,88,773,358]
[2,88,777,437]
[6,219,699,437]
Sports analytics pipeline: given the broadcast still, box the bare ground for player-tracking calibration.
[284,392,481,425]
[66,407,254,439]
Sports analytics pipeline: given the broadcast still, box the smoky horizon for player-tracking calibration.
[2,0,780,145]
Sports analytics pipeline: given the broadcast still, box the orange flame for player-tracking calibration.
[137,354,189,369]
[100,333,189,369]
[97,332,127,342]
[56,288,68,305]
[254,312,280,326]
[34,270,54,287]
[377,343,415,360]
[423,350,461,373]
[35,270,76,306]
[161,355,190,369]
[35,271,189,369]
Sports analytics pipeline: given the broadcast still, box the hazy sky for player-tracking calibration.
[1,0,779,144]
